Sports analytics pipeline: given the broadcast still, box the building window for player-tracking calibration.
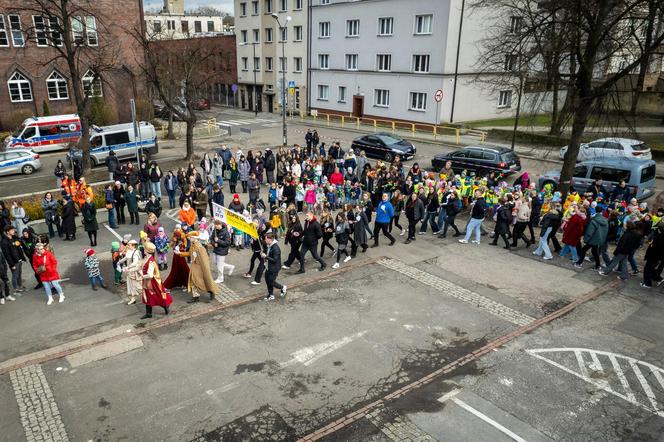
[265,57,273,71]
[265,0,272,13]
[294,57,302,72]
[194,21,202,33]
[181,20,189,33]
[152,20,162,33]
[378,17,393,36]
[319,21,330,38]
[85,16,98,45]
[409,92,427,111]
[375,89,390,107]
[504,54,518,71]
[345,54,358,70]
[346,19,359,37]
[318,54,329,69]
[279,26,287,42]
[318,84,329,100]
[240,2,247,16]
[82,69,102,97]
[414,14,432,35]
[207,21,214,32]
[294,25,302,41]
[338,86,346,103]
[321,0,330,4]
[48,17,62,46]
[265,27,273,42]
[279,57,287,72]
[253,28,260,42]
[46,71,68,100]
[279,0,287,11]
[7,72,32,102]
[252,1,259,14]
[0,16,8,47]
[241,57,248,71]
[241,30,248,43]
[498,90,512,108]
[8,15,23,47]
[509,16,523,34]
[33,16,49,46]
[167,20,176,30]
[377,54,391,71]
[254,57,260,71]
[294,0,303,10]
[413,54,430,73]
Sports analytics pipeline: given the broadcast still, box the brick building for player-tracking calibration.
[0,0,147,130]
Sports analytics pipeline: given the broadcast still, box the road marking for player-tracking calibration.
[281,331,367,367]
[103,223,123,241]
[528,348,664,417]
[451,397,527,442]
[166,208,180,223]
[378,258,535,326]
[365,405,436,442]
[65,335,143,368]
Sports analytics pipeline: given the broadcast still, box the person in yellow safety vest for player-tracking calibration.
[484,188,499,209]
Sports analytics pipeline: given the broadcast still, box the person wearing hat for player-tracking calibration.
[140,241,172,319]
[83,248,106,290]
[32,243,64,305]
[163,224,190,290]
[120,239,143,305]
[61,194,77,241]
[182,232,220,303]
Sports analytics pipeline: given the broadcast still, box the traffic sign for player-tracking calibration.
[288,80,296,88]
[434,89,444,102]
[231,84,238,93]
[289,87,295,95]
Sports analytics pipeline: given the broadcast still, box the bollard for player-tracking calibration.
[411,123,415,134]
[373,120,377,131]
[341,116,345,128]
[455,128,460,145]
[392,121,396,133]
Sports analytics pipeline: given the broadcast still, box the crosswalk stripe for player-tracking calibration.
[217,121,242,126]
[630,360,661,412]
[609,354,636,402]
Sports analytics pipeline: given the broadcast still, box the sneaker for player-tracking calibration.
[0,298,4,305]
[264,295,275,301]
[47,297,54,305]
[573,263,583,269]
[251,281,260,285]
[280,286,287,297]
[471,240,480,245]
[617,276,627,281]
[332,263,340,269]
[631,269,640,276]
[243,272,252,278]
[656,279,664,287]
[58,294,65,303]
[640,283,651,289]
[228,266,235,276]
[282,265,290,270]
[543,256,553,260]
[7,295,15,301]
[344,256,352,263]
[598,271,608,276]
[319,264,327,272]
[214,278,223,284]
[458,239,468,244]
[532,251,539,255]
[127,298,136,305]
[400,229,406,236]
[418,232,425,235]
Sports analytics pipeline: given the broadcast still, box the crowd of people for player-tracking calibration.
[0,129,662,315]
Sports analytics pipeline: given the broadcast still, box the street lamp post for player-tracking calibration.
[241,42,259,116]
[272,13,291,147]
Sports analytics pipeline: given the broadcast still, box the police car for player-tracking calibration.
[0,149,42,176]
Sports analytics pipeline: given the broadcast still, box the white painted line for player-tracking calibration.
[609,354,636,402]
[103,224,123,241]
[651,366,664,393]
[574,350,590,380]
[588,351,609,390]
[451,397,527,442]
[217,120,242,126]
[630,360,661,413]
[437,388,462,404]
[281,331,367,367]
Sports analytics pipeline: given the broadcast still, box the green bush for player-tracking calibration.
[89,97,117,126]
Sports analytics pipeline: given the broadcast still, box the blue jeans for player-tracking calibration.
[560,244,579,262]
[107,207,117,228]
[533,227,553,259]
[216,175,224,187]
[150,181,161,198]
[436,208,448,231]
[89,275,105,288]
[43,280,63,298]
[166,189,176,209]
[464,218,483,242]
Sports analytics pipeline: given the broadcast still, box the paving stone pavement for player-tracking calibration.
[377,258,535,327]
[365,405,437,442]
[9,364,69,442]
[217,285,242,304]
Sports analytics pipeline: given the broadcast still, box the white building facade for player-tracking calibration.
[309,0,540,124]
[145,0,233,40]
[234,0,308,114]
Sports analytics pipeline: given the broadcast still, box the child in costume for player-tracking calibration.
[154,227,170,271]
[111,241,122,285]
[84,248,106,291]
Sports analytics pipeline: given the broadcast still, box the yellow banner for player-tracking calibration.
[212,203,258,239]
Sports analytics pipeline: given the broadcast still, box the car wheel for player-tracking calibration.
[541,180,557,191]
[384,152,394,163]
[21,164,34,175]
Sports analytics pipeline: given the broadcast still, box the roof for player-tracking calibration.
[91,121,152,133]
[25,114,79,125]
[578,158,655,167]
[592,137,644,145]
[462,145,513,153]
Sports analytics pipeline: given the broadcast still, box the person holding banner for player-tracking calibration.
[210,219,235,283]
[262,233,286,301]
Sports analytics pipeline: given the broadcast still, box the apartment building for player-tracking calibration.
[309,0,538,124]
[145,0,233,39]
[234,0,308,114]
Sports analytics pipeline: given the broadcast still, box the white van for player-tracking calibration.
[3,114,82,152]
[67,122,158,166]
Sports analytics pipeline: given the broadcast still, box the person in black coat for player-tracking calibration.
[282,215,303,269]
[600,221,642,280]
[295,212,326,273]
[642,222,664,288]
[61,196,77,240]
[490,199,512,249]
[1,225,26,292]
[405,193,425,243]
[0,247,13,304]
[263,233,286,300]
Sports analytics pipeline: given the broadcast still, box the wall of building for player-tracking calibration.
[144,14,231,39]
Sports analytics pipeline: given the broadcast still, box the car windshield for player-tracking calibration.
[631,142,649,152]
[377,134,403,145]
[12,125,25,138]
[502,152,518,162]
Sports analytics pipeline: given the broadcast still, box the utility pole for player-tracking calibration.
[272,13,291,146]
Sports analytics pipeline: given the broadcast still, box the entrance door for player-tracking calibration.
[267,96,274,113]
[352,95,364,118]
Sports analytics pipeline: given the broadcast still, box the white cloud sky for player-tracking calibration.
[143,0,234,14]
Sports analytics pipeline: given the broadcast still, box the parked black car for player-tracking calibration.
[431,146,521,176]
[350,133,416,162]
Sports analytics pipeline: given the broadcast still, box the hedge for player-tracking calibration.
[5,185,108,222]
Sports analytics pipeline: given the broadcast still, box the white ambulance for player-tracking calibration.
[3,114,82,152]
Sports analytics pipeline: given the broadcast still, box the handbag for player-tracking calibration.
[223,169,231,180]
[22,215,31,224]
[37,256,46,274]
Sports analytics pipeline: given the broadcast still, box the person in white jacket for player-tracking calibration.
[119,240,143,305]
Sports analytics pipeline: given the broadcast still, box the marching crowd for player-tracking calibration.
[0,128,663,317]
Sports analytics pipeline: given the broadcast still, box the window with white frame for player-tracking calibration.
[294,0,303,10]
[377,54,391,71]
[194,20,201,32]
[7,71,32,102]
[46,71,68,100]
[49,17,62,46]
[85,16,98,45]
[319,21,330,38]
[346,19,359,37]
[321,0,330,4]
[252,29,260,42]
[8,15,23,47]
[279,0,287,11]
[413,54,430,73]
[279,56,287,72]
[294,25,302,41]
[241,30,248,43]
[414,14,432,35]
[409,92,427,111]
[82,70,102,97]
[318,84,329,100]
[338,86,346,103]
[318,54,329,69]
[241,57,248,70]
[504,54,518,71]
[0,16,8,47]
[72,16,85,42]
[265,0,272,13]
[240,2,247,15]
[254,57,260,71]
[498,90,512,107]
[252,1,259,14]
[152,20,162,33]
[33,16,49,46]
[265,27,273,42]
[345,54,358,70]
[279,26,287,42]
[509,16,522,34]
[378,17,393,36]
[168,20,177,30]
[265,57,273,71]
[71,16,96,45]
[375,89,390,107]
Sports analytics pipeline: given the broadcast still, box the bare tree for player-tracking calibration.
[13,0,122,173]
[188,6,228,17]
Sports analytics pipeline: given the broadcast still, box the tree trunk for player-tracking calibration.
[185,119,196,161]
[167,110,174,139]
[558,96,593,197]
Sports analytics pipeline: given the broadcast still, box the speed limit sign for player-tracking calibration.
[434,89,443,102]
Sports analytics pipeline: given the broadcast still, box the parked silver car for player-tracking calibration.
[560,138,652,161]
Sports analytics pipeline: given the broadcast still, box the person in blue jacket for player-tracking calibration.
[371,193,396,247]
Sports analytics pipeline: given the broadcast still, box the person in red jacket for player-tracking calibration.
[329,167,344,186]
[560,207,586,263]
[32,243,64,305]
